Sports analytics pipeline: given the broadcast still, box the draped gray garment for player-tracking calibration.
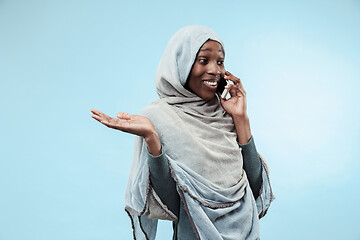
[124,25,274,240]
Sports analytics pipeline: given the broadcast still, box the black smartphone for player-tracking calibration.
[217,77,227,94]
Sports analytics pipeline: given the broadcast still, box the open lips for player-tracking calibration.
[202,80,218,88]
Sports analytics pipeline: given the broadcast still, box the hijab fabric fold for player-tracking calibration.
[124,25,273,240]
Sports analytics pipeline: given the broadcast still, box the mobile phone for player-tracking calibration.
[217,77,230,99]
[217,77,227,94]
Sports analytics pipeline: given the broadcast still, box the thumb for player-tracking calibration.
[117,112,132,120]
[217,92,225,105]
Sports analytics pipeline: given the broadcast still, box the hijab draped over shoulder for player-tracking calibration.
[124,25,273,240]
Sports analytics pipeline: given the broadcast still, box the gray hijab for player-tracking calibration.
[124,25,273,240]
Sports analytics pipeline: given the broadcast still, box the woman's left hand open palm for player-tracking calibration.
[218,71,247,117]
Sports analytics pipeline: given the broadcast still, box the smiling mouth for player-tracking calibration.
[203,80,218,87]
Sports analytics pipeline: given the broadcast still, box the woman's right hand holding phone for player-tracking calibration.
[91,109,162,156]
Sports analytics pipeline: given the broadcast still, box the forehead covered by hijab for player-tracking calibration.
[155,25,224,99]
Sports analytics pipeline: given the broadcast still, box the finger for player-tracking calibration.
[91,109,102,117]
[91,109,103,115]
[230,85,247,99]
[92,115,120,129]
[105,118,138,133]
[226,76,246,94]
[225,70,240,78]
[96,111,113,121]
[101,117,124,129]
[227,71,245,90]
[229,88,239,98]
[224,72,240,85]
[238,87,246,97]
[117,112,132,120]
[217,92,226,104]
[91,114,103,122]
[237,78,245,91]
[91,109,111,121]
[93,114,112,126]
[100,119,115,129]
[222,87,231,99]
[225,71,239,81]
[227,84,239,97]
[224,80,232,89]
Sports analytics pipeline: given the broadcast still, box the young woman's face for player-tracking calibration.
[186,40,225,101]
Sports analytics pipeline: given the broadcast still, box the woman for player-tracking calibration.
[91,25,273,240]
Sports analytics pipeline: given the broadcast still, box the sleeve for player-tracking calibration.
[239,137,275,218]
[238,136,263,198]
[256,154,275,218]
[148,148,180,218]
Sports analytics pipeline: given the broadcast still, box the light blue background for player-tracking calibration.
[1,0,359,239]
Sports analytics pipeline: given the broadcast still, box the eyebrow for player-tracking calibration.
[199,48,223,53]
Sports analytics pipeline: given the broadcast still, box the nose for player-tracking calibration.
[207,61,221,75]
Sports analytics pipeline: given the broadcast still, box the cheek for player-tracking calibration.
[218,69,225,79]
[186,68,203,91]
[220,65,225,75]
[190,65,203,79]
[192,71,203,81]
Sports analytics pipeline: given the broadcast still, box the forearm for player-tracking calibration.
[232,114,252,145]
[239,136,263,199]
[148,149,180,217]
[145,131,162,156]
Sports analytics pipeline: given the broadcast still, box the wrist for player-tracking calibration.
[232,115,252,145]
[231,112,249,120]
[144,130,162,156]
[144,129,158,142]
[232,114,249,125]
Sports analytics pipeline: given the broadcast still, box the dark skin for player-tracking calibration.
[91,40,252,155]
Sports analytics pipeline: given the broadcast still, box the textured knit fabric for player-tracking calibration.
[148,136,263,239]
[124,25,274,240]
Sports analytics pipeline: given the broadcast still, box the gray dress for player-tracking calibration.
[149,137,263,240]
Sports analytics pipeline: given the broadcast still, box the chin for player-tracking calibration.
[201,93,217,101]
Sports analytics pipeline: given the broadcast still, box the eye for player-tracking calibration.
[199,58,208,64]
[217,60,224,65]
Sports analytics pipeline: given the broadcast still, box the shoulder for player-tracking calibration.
[140,99,168,117]
[140,99,180,131]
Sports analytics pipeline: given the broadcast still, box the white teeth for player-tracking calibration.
[204,81,217,86]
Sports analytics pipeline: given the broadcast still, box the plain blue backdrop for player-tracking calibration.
[1,0,359,239]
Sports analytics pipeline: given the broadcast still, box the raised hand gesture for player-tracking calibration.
[218,71,252,144]
[90,109,161,156]
[218,71,247,118]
